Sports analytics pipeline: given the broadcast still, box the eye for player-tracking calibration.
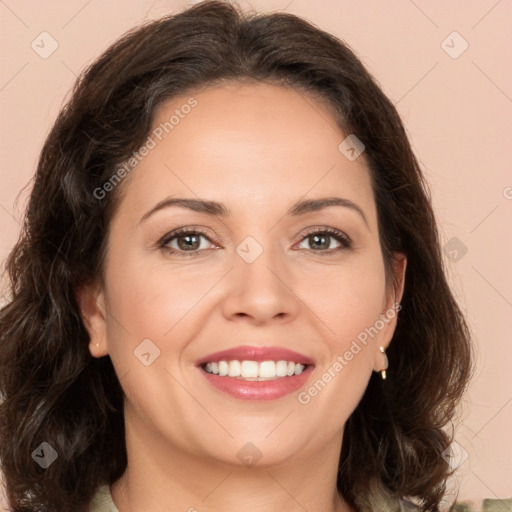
[159,227,218,257]
[158,225,352,257]
[296,227,352,254]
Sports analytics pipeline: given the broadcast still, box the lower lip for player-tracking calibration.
[199,366,314,400]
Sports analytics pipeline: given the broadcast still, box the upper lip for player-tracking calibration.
[196,345,315,366]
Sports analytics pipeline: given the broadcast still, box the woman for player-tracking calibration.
[0,1,474,511]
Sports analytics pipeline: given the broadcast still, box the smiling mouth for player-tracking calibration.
[201,360,309,381]
[196,345,315,400]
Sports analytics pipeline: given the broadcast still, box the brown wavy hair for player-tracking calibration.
[0,1,472,511]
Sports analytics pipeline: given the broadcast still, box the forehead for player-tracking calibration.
[116,81,375,223]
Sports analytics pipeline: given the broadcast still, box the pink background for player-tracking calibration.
[1,0,511,508]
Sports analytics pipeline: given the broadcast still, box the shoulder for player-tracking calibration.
[362,493,512,512]
[373,496,512,512]
[452,498,512,511]
[89,484,119,512]
[354,482,512,512]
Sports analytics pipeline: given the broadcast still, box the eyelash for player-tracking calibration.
[158,226,352,257]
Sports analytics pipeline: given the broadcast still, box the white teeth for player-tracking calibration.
[228,360,241,377]
[259,361,276,378]
[276,360,288,377]
[203,359,307,380]
[241,360,259,378]
[218,361,229,376]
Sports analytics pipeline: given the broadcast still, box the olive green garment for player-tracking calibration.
[88,484,512,512]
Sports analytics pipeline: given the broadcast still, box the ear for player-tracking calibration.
[373,252,407,373]
[75,280,109,358]
[386,251,407,311]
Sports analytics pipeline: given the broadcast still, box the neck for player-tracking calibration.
[110,412,352,512]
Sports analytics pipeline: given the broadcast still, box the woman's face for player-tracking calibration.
[80,81,404,468]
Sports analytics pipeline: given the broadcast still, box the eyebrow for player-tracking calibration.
[139,196,368,226]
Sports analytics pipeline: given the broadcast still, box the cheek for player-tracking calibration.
[298,255,388,343]
[101,250,214,367]
[296,265,386,429]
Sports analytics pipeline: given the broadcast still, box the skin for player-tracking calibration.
[78,81,406,512]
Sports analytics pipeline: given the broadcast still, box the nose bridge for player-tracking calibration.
[223,232,298,322]
[237,232,285,291]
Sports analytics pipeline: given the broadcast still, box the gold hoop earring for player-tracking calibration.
[379,346,388,380]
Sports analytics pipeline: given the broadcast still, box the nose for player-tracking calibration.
[221,239,300,326]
